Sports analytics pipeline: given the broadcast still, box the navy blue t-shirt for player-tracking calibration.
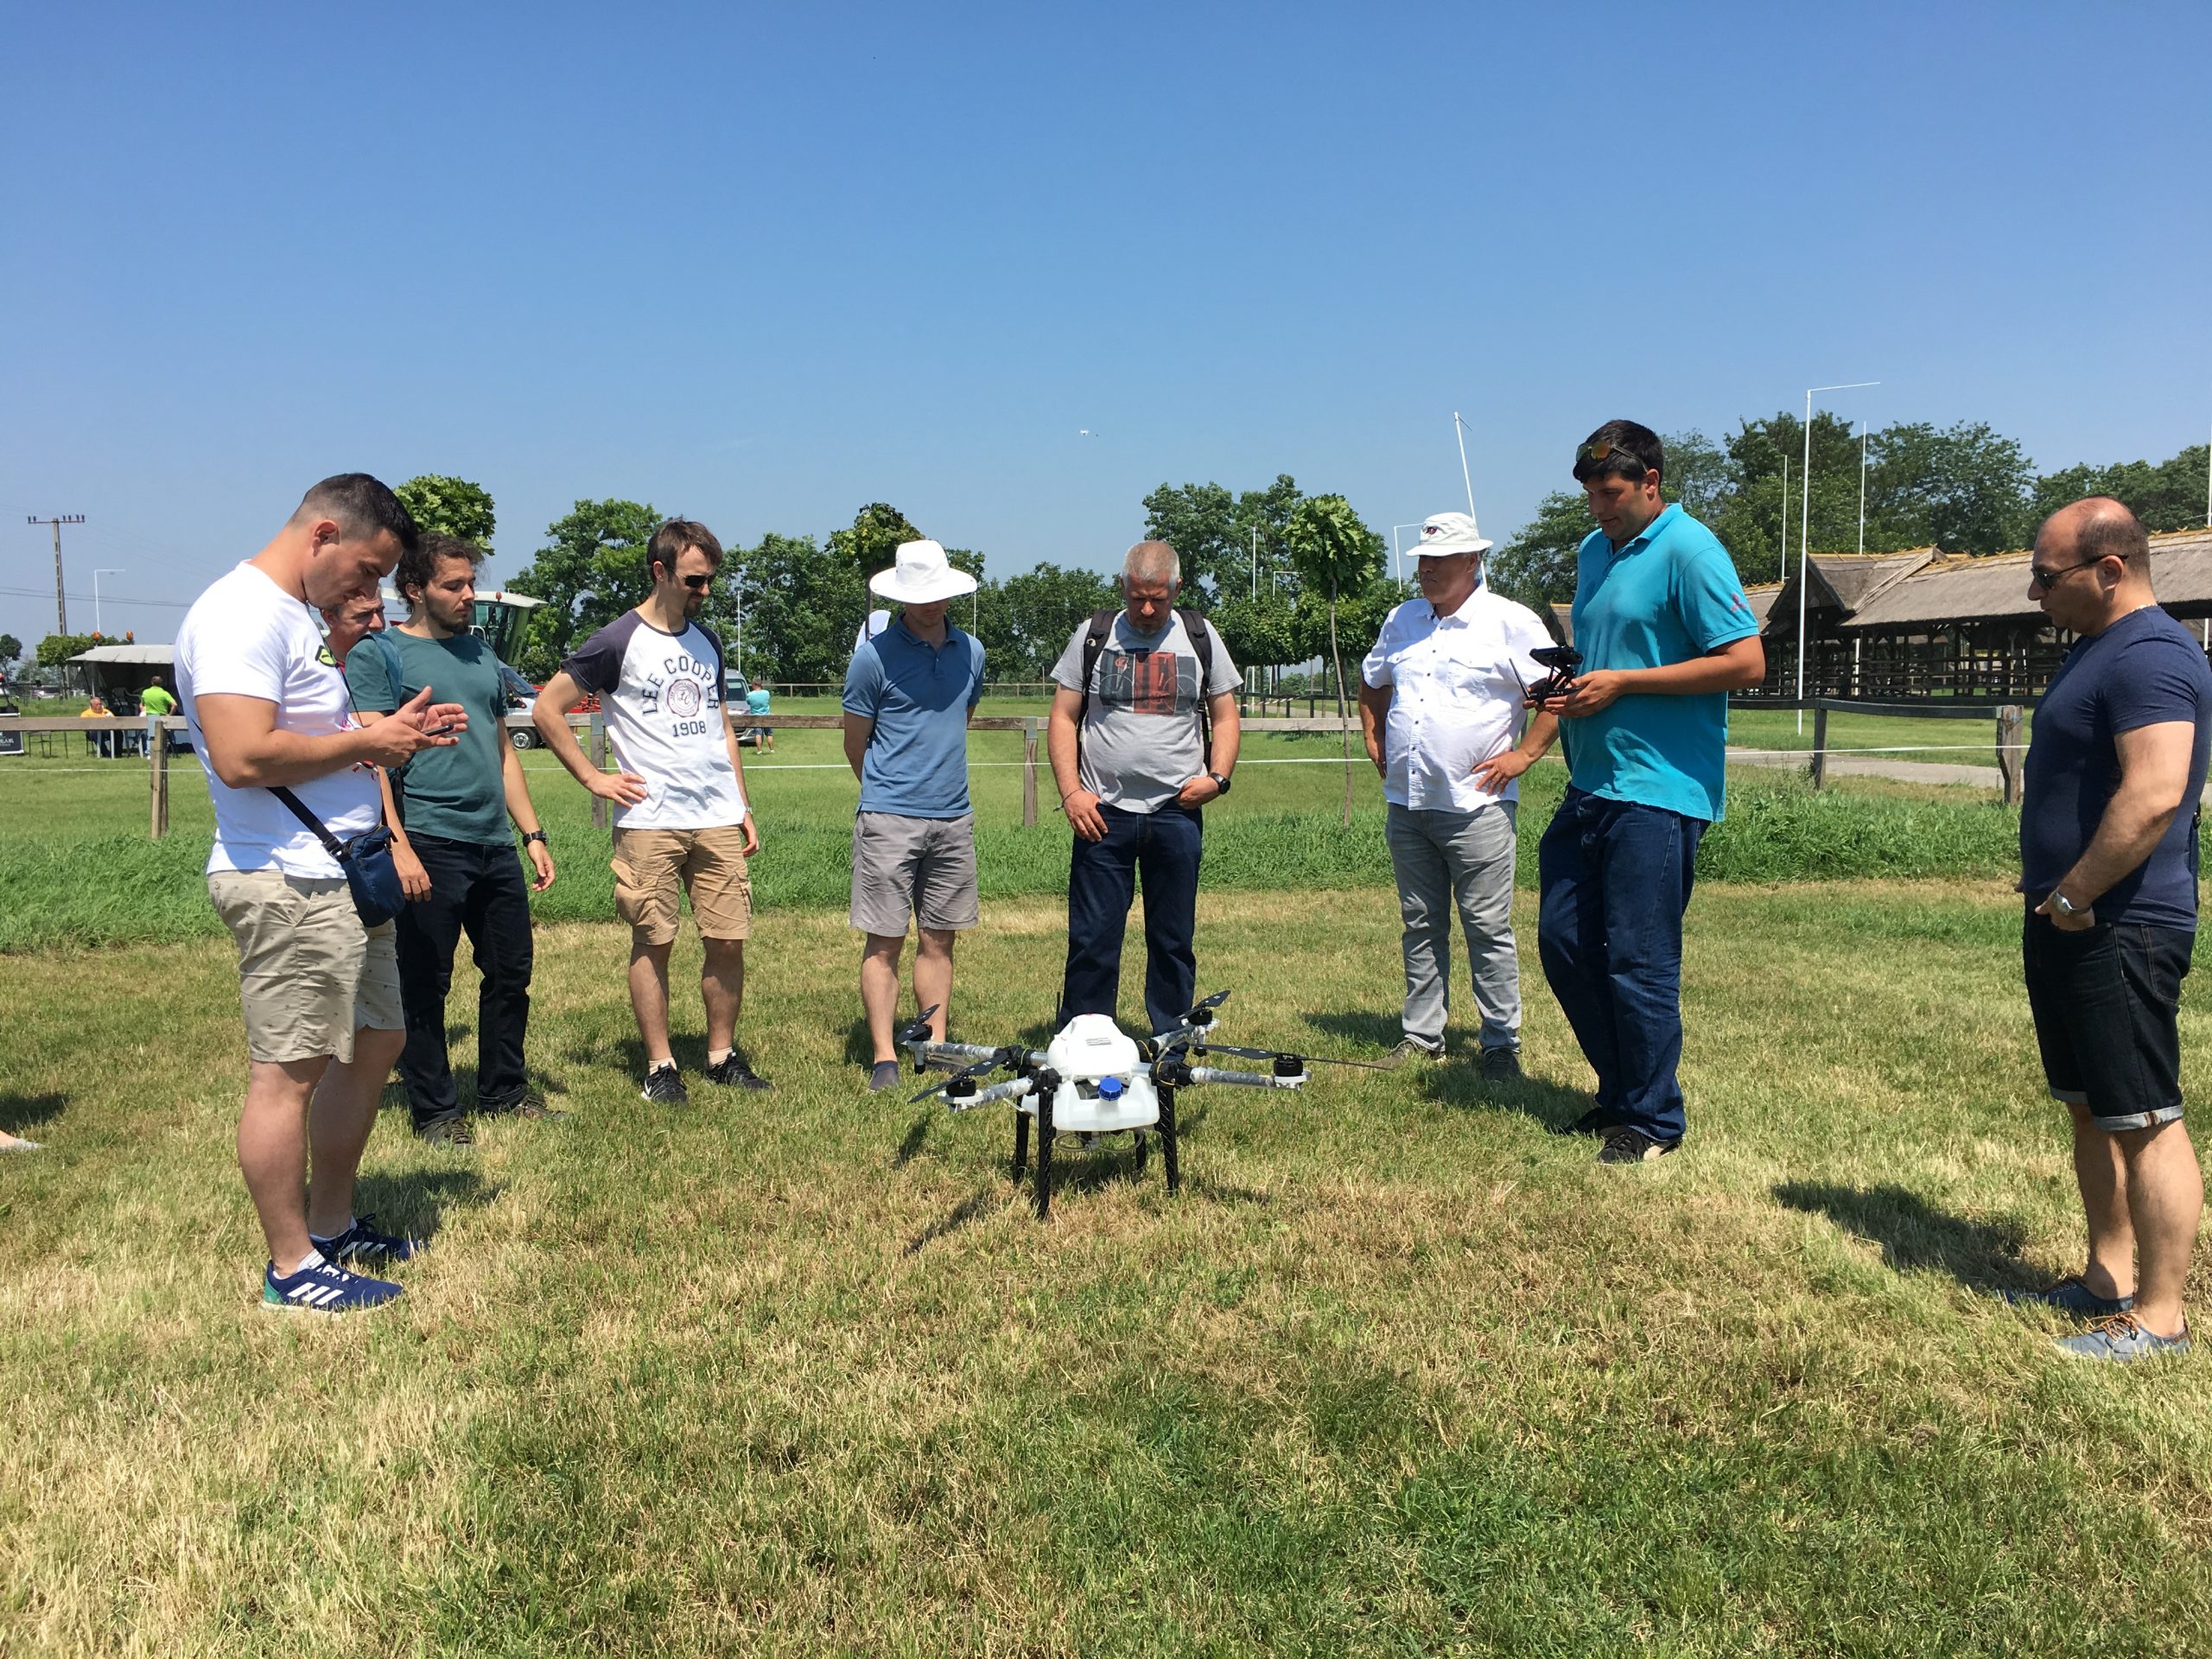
[2021,605,2212,930]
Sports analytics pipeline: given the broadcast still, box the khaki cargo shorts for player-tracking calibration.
[850,811,980,937]
[207,870,402,1065]
[612,823,753,944]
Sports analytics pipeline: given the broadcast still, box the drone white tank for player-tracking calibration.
[1033,1014,1160,1134]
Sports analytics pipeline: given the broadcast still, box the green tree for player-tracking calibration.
[831,503,924,579]
[1141,474,1304,604]
[393,475,497,552]
[736,532,867,683]
[502,499,661,680]
[2029,443,2211,534]
[1285,494,1385,825]
[1870,421,2033,554]
[971,562,1116,682]
[35,632,99,670]
[1490,491,1593,610]
[1211,590,1300,687]
[0,633,21,672]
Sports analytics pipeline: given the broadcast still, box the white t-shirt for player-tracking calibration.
[1359,587,1555,811]
[176,562,381,878]
[560,611,748,830]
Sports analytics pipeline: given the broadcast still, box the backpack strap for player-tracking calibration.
[1072,608,1117,779]
[1177,606,1214,770]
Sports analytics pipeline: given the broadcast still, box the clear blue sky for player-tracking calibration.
[4,2,2207,648]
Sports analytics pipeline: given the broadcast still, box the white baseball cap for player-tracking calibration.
[868,538,978,604]
[1415,512,1492,557]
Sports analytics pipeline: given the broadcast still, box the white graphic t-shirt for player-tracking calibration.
[560,612,748,830]
[175,562,381,879]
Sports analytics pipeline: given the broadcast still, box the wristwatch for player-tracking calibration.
[1207,771,1232,796]
[521,830,549,846]
[2050,888,2086,918]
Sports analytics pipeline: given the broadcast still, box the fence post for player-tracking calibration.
[588,711,609,830]
[1996,704,2024,806]
[1809,703,1829,791]
[148,718,170,839]
[1020,719,1039,828]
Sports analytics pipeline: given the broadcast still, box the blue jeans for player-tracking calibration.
[1536,787,1706,1141]
[1060,804,1203,1035]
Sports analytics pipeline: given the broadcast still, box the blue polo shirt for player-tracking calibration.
[842,617,986,817]
[1564,505,1758,822]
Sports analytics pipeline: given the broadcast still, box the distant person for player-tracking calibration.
[1358,512,1557,1078]
[348,532,557,1147]
[176,473,465,1314]
[842,540,986,1091]
[2012,497,2208,1363]
[1048,541,1241,1035]
[139,676,177,718]
[80,694,115,758]
[1534,421,1764,1165]
[746,677,774,751]
[532,518,770,1103]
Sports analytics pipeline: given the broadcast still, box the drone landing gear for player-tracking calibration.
[1009,1085,1181,1220]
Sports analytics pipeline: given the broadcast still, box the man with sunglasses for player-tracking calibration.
[2013,497,2209,1363]
[533,519,770,1103]
[1533,421,1764,1164]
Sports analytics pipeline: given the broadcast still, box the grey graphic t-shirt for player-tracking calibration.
[1051,612,1242,812]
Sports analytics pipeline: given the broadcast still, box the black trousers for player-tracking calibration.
[395,833,534,1129]
[1059,803,1203,1036]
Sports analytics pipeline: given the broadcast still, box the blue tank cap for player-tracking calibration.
[1098,1076,1125,1100]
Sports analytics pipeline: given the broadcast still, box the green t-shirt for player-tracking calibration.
[344,630,511,844]
[139,684,177,716]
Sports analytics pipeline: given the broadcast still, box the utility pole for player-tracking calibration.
[28,515,86,633]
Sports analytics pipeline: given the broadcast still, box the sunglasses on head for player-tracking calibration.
[1576,439,1649,473]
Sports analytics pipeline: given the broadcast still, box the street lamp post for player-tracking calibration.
[93,569,124,635]
[1797,380,1879,729]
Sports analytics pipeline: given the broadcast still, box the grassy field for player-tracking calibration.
[5,878,2212,1656]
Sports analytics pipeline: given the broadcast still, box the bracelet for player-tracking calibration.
[521,830,549,846]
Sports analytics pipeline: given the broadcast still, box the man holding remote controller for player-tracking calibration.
[1532,422,1765,1165]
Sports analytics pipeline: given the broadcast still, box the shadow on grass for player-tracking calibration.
[1772,1180,2039,1294]
[353,1166,496,1247]
[893,1111,931,1166]
[903,1188,999,1255]
[0,1091,66,1132]
[1300,1008,1404,1055]
[1412,1065,1593,1133]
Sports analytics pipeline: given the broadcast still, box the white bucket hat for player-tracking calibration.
[869,538,978,604]
[1415,512,1493,557]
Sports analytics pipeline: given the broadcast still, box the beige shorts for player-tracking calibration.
[611,823,753,944]
[850,811,980,936]
[207,870,402,1065]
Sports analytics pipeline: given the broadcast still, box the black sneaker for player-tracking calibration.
[1478,1046,1522,1083]
[641,1064,690,1105]
[482,1089,568,1122]
[1598,1127,1681,1165]
[1548,1106,1623,1138]
[417,1118,475,1148]
[702,1052,771,1091]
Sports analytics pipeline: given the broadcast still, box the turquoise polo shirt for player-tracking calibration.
[1563,504,1758,823]
[842,618,986,817]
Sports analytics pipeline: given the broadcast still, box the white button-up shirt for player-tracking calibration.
[1359,587,1555,810]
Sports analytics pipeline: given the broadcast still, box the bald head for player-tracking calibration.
[2039,495,2150,575]
[1124,541,1180,588]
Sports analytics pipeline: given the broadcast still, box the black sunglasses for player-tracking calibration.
[2027,557,2107,591]
[679,574,714,591]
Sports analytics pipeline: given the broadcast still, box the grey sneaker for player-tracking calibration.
[1387,1038,1444,1068]
[2056,1313,2190,1363]
[1597,1128,1681,1165]
[868,1060,903,1093]
[2005,1276,2134,1318]
[1478,1046,1522,1084]
[417,1118,475,1148]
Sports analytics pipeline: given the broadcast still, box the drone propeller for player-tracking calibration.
[895,1005,944,1047]
[1185,1041,1398,1072]
[1185,989,1231,1019]
[908,1048,1008,1104]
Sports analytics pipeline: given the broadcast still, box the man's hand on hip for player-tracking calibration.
[588,769,651,806]
[1064,787,1109,842]
[2035,889,2097,931]
[1469,747,1532,794]
[1175,773,1223,810]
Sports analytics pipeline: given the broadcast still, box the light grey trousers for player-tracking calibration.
[1384,800,1520,1052]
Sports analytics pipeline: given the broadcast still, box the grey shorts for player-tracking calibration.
[850,811,980,937]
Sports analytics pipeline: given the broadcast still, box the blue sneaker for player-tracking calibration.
[315,1214,422,1268]
[2004,1276,2133,1318]
[261,1256,404,1314]
[2056,1313,2190,1363]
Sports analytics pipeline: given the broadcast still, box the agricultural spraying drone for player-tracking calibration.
[899,992,1390,1218]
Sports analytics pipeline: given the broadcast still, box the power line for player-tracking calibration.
[25,516,86,632]
[0,583,193,612]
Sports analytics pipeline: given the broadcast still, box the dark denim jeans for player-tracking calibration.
[396,833,535,1130]
[1060,804,1203,1036]
[1536,787,1706,1142]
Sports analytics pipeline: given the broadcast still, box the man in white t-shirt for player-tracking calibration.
[533,518,768,1103]
[1358,512,1558,1078]
[176,474,467,1315]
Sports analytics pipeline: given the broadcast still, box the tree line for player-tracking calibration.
[1488,421,2212,610]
